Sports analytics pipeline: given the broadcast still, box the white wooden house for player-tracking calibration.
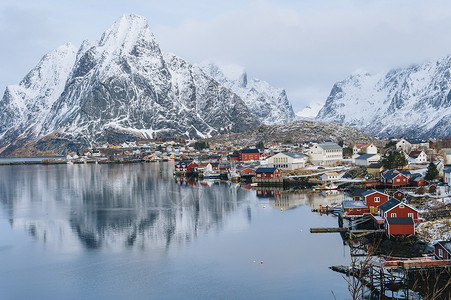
[408,150,428,164]
[309,142,343,166]
[267,152,306,170]
[354,153,381,167]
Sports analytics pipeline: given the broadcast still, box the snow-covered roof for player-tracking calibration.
[355,153,379,160]
[282,152,306,159]
[342,200,367,209]
[362,189,387,197]
[318,142,342,150]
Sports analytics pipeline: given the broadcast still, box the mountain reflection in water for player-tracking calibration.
[0,163,251,253]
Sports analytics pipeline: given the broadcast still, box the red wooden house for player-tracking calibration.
[410,176,426,187]
[239,149,260,161]
[380,169,409,186]
[362,190,390,212]
[378,198,420,223]
[227,153,239,162]
[385,217,415,236]
[255,167,280,179]
[433,241,451,260]
[236,166,256,175]
[393,190,409,200]
[353,191,364,201]
[175,161,198,172]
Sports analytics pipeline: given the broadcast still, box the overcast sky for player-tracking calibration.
[2,0,451,112]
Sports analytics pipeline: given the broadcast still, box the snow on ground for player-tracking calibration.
[416,219,451,243]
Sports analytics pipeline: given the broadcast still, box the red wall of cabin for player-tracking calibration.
[434,244,451,260]
[383,205,419,222]
[365,193,389,208]
[385,223,415,235]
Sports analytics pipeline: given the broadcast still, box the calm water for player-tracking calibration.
[0,163,352,300]
[0,156,65,162]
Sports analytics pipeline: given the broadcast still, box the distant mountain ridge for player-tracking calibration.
[200,63,296,125]
[2,14,301,155]
[316,57,451,138]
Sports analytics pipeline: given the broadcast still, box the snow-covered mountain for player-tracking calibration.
[316,58,451,138]
[296,101,324,120]
[0,14,262,155]
[201,63,296,125]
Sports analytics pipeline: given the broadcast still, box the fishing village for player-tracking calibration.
[2,137,451,299]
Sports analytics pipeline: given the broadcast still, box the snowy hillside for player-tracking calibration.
[0,14,262,155]
[316,58,451,138]
[296,102,324,120]
[205,120,375,146]
[201,63,296,125]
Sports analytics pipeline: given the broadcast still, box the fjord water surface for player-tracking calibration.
[0,163,350,299]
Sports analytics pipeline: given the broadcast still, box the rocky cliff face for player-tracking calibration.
[201,63,296,125]
[316,56,451,138]
[0,14,261,155]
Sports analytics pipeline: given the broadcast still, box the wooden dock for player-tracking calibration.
[311,207,341,213]
[251,178,284,187]
[331,256,451,299]
[310,227,348,233]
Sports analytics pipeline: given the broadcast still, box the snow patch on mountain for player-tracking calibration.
[296,101,324,120]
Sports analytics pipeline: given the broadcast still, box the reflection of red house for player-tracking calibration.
[434,241,451,260]
[385,217,415,236]
[256,190,281,198]
[187,179,197,186]
[379,198,420,223]
[255,167,280,179]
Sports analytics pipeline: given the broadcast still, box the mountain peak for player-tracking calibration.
[99,14,156,52]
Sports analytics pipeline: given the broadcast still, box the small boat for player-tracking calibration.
[227,171,240,182]
[203,171,220,179]
[324,184,338,190]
